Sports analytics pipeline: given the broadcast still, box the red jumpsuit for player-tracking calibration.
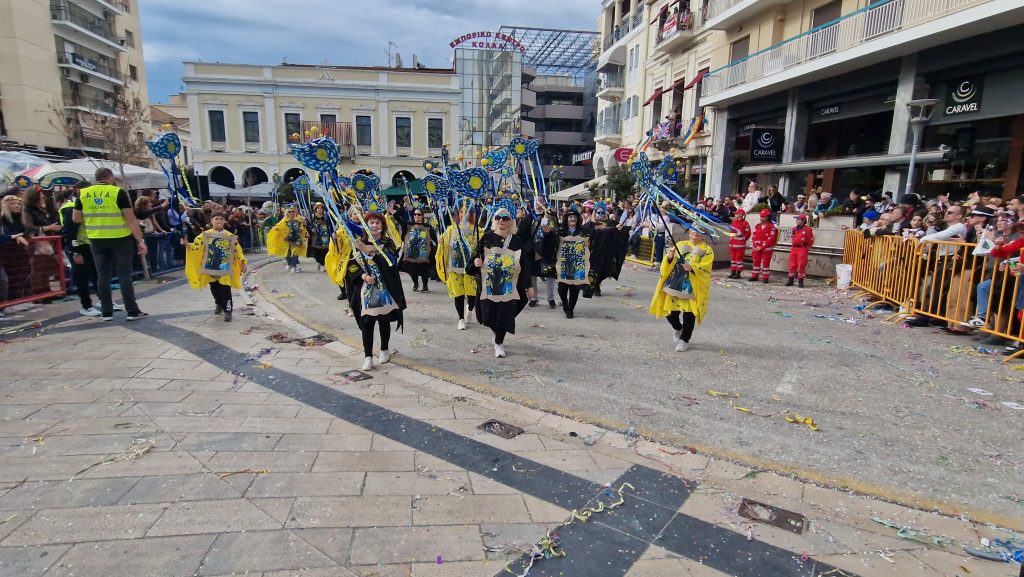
[750,222,778,281]
[729,218,751,273]
[788,225,815,279]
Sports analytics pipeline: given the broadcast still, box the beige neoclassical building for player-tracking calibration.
[183,62,461,196]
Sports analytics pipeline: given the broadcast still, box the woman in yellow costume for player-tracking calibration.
[184,211,247,322]
[325,206,361,303]
[267,205,307,273]
[649,227,713,352]
[435,204,482,330]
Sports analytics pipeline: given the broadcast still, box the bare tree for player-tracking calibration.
[48,89,150,188]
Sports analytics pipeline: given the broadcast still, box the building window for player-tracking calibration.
[124,30,135,48]
[320,113,336,125]
[284,113,300,139]
[427,118,443,149]
[356,115,372,146]
[693,68,708,119]
[395,117,411,148]
[208,110,225,143]
[243,111,260,143]
[128,65,137,81]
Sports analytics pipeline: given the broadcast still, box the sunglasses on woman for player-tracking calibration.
[495,215,512,221]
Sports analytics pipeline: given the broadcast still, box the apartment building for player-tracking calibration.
[0,0,148,154]
[699,0,1024,200]
[594,0,718,195]
[182,62,460,194]
[524,74,597,186]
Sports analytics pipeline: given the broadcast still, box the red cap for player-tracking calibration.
[795,214,807,222]
[759,209,772,218]
[734,209,746,217]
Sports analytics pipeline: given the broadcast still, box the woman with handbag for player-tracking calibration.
[22,187,62,297]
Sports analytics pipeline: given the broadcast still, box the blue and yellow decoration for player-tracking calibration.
[289,137,341,173]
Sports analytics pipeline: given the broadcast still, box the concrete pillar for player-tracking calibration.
[779,86,808,200]
[613,3,621,31]
[708,108,735,200]
[883,54,921,198]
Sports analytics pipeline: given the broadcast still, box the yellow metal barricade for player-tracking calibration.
[843,232,1024,360]
[627,235,656,267]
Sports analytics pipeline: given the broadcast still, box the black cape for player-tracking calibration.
[344,235,407,331]
[584,219,628,282]
[467,231,532,335]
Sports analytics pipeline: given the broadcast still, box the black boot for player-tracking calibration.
[565,309,574,319]
[548,299,556,309]
[798,278,804,288]
[337,287,347,300]
[785,278,794,286]
[214,304,223,314]
[223,302,233,322]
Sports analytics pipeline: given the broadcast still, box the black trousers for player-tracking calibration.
[91,236,141,316]
[493,329,507,344]
[666,311,696,342]
[558,284,581,312]
[361,317,391,357]
[209,283,233,312]
[453,295,477,320]
[408,272,430,289]
[72,245,98,309]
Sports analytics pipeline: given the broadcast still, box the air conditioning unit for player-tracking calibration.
[80,74,89,84]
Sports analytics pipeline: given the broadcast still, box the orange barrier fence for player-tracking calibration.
[0,235,67,309]
[843,230,1024,357]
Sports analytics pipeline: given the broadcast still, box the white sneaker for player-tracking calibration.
[673,329,682,343]
[285,264,291,272]
[494,343,506,358]
[962,317,985,329]
[675,341,690,352]
[295,266,302,273]
[289,267,296,273]
[79,307,101,317]
[378,350,391,364]
[361,356,373,371]
[317,264,324,272]
[112,303,125,311]
[457,319,467,331]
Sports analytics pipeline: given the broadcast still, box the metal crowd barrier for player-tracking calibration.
[626,235,656,267]
[0,236,67,309]
[843,230,1024,360]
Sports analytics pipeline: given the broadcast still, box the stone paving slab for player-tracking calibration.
[0,271,1017,577]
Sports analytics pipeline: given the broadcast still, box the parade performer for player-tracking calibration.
[400,207,436,292]
[267,205,307,273]
[307,202,331,272]
[728,209,751,279]
[436,203,482,330]
[468,202,534,358]
[787,214,814,287]
[749,209,778,283]
[556,209,590,318]
[530,209,558,309]
[649,228,714,352]
[583,202,628,297]
[344,211,406,371]
[184,212,247,322]
[325,206,360,302]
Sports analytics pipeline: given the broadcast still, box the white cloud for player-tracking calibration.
[140,0,599,100]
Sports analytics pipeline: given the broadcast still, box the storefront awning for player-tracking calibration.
[552,175,607,201]
[642,88,665,106]
[651,5,668,23]
[682,70,707,91]
[737,151,946,174]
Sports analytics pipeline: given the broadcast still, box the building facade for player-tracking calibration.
[0,0,148,154]
[698,0,1024,200]
[523,74,597,186]
[594,0,719,195]
[182,62,460,194]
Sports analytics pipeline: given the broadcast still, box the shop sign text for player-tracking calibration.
[450,31,526,53]
[945,76,984,116]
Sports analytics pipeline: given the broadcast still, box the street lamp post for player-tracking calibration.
[904,98,940,201]
[696,144,713,201]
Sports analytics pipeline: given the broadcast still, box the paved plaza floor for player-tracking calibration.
[0,259,1019,577]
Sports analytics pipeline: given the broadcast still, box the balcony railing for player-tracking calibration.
[57,52,125,83]
[702,0,986,99]
[50,2,121,46]
[65,96,116,114]
[602,8,645,50]
[655,12,697,46]
[706,0,747,20]
[596,118,622,137]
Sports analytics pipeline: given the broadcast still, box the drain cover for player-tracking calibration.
[477,419,524,439]
[737,498,807,534]
[335,370,372,382]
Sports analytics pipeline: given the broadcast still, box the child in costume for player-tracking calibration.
[555,209,590,319]
[307,202,331,272]
[435,206,482,330]
[787,214,814,287]
[749,208,778,283]
[343,212,407,371]
[529,209,559,309]
[267,205,307,273]
[649,228,714,352]
[467,204,534,358]
[184,212,247,322]
[728,209,750,279]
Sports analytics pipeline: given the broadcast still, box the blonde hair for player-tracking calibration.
[1,195,23,224]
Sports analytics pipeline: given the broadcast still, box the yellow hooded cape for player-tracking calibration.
[435,223,481,298]
[185,230,247,289]
[648,239,714,323]
[267,215,308,258]
[324,230,352,287]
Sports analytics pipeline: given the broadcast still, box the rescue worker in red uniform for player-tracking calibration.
[728,209,751,279]
[749,209,778,283]
[787,214,814,287]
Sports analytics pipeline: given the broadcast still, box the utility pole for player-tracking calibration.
[385,41,398,68]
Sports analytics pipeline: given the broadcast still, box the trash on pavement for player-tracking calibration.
[478,419,523,439]
[737,498,807,534]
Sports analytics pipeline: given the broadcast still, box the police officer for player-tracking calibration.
[72,168,148,321]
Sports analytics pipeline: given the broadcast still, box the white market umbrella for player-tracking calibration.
[52,159,167,190]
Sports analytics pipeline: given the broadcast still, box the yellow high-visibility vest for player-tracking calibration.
[79,184,130,239]
[59,199,89,245]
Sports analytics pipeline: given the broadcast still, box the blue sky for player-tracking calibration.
[140,0,599,103]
